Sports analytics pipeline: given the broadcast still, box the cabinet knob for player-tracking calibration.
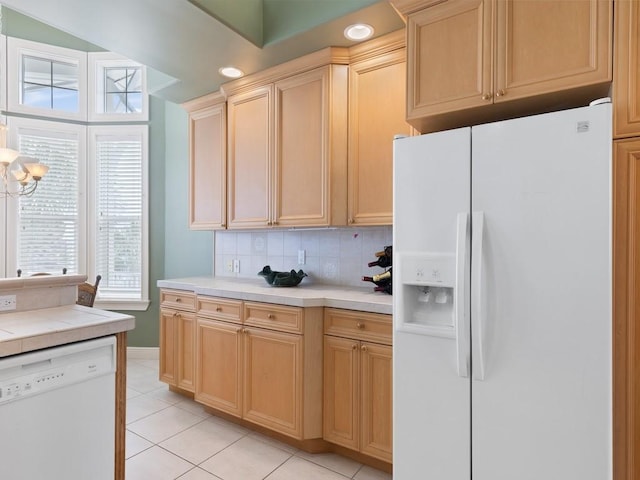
[215,306,222,312]
[267,221,273,226]
[496,89,505,97]
[361,345,368,352]
[236,327,242,333]
[242,328,248,334]
[221,223,226,228]
[481,93,492,101]
[348,218,354,224]
[356,322,365,329]
[176,298,181,302]
[352,344,358,350]
[272,221,278,226]
[267,313,274,319]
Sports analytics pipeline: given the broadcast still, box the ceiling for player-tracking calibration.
[1,0,405,104]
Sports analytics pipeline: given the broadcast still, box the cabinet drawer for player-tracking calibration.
[244,302,303,334]
[324,308,392,345]
[197,296,243,323]
[160,289,196,311]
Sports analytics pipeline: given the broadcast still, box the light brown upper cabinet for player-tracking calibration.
[347,30,413,226]
[399,0,612,132]
[613,0,640,139]
[183,93,227,229]
[226,86,273,229]
[223,49,349,229]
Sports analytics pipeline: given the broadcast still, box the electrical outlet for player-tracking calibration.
[0,295,16,311]
[298,249,306,265]
[233,259,240,273]
[226,260,233,272]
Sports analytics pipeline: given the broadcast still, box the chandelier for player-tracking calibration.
[0,124,48,197]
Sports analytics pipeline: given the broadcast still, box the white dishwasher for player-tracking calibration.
[0,336,116,480]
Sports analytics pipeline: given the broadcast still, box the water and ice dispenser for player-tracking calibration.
[395,252,458,338]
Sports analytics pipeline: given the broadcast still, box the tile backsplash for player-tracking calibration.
[214,227,392,287]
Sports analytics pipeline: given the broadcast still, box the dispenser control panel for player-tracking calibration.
[399,253,455,287]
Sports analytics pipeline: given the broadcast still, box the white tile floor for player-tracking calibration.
[126,353,393,480]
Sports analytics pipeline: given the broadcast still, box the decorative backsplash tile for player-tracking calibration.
[214,227,392,287]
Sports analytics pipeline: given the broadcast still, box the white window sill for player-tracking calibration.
[93,299,150,311]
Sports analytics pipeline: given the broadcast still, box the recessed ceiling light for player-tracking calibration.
[344,23,374,41]
[219,66,244,79]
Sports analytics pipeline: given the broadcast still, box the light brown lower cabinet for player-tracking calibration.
[159,289,196,392]
[323,308,393,463]
[195,296,323,441]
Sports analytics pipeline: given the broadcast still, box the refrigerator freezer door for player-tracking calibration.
[393,128,471,480]
[470,104,612,480]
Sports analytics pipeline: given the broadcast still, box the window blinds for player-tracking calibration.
[17,132,79,275]
[95,133,143,299]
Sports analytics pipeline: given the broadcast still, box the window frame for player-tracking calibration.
[88,52,148,122]
[7,37,87,122]
[5,117,87,279]
[88,125,149,311]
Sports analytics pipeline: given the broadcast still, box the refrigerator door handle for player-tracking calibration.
[471,211,486,381]
[455,212,470,378]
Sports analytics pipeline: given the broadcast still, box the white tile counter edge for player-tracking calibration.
[0,305,135,357]
[158,277,393,315]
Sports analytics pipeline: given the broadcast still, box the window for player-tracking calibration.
[6,118,86,277]
[88,126,148,307]
[88,52,148,122]
[22,55,79,112]
[8,37,87,121]
[3,37,150,310]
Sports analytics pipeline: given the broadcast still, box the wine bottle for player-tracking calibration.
[374,283,392,295]
[367,255,392,268]
[373,246,393,258]
[362,269,392,287]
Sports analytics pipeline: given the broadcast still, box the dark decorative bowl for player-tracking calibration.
[258,266,307,287]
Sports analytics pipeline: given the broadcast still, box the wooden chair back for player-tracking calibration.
[77,275,102,308]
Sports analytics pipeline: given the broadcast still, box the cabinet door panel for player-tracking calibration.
[275,68,326,226]
[407,0,493,117]
[177,311,196,392]
[243,328,302,438]
[227,87,272,228]
[495,0,612,101]
[196,319,242,417]
[323,335,360,450]
[360,342,393,462]
[613,0,640,138]
[349,50,411,226]
[159,309,176,385]
[189,102,226,229]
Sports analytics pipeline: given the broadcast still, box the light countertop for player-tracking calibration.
[158,277,393,315]
[0,305,135,357]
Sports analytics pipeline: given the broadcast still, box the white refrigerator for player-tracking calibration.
[392,102,612,480]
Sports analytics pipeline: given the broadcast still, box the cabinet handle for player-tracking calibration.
[215,306,222,312]
[496,89,505,97]
[352,344,358,350]
[356,322,365,329]
[176,298,181,303]
[267,221,272,226]
[481,93,492,101]
[272,221,279,226]
[361,345,368,352]
[267,313,274,319]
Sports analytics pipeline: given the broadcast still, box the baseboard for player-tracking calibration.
[127,346,159,360]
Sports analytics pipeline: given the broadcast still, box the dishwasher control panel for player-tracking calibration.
[0,339,115,405]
